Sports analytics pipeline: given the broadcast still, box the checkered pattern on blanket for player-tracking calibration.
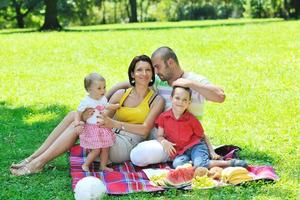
[70,145,171,194]
[69,145,278,194]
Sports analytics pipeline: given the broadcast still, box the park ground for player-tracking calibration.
[0,19,299,199]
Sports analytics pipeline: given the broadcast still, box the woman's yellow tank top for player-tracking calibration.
[114,88,154,124]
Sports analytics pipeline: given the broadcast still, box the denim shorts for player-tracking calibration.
[172,140,210,168]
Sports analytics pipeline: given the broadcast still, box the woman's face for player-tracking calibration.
[131,61,153,86]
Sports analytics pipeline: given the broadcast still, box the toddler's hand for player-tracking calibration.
[210,151,222,160]
[161,139,176,157]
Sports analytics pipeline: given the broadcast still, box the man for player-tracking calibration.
[108,46,226,166]
[151,46,225,120]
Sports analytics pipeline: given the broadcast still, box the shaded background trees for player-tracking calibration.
[0,0,299,29]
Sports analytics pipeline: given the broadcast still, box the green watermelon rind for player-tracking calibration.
[164,167,194,188]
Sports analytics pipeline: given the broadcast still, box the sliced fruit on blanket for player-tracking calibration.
[227,174,253,185]
[222,167,248,179]
[208,167,223,180]
[192,175,215,189]
[221,167,253,184]
[176,163,193,169]
[149,173,168,186]
[165,167,195,187]
[194,167,209,178]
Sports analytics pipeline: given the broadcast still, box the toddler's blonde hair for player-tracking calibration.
[84,73,105,91]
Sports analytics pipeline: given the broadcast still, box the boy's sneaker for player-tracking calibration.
[230,159,248,168]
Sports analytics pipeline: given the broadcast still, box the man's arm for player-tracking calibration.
[106,81,131,101]
[172,78,225,103]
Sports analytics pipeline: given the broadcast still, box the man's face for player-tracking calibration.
[152,55,173,82]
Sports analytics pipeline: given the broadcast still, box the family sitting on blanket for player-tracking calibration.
[10,46,247,176]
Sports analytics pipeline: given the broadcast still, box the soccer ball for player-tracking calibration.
[74,176,106,200]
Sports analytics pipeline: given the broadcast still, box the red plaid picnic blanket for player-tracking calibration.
[69,145,278,194]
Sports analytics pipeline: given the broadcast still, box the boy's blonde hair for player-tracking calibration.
[84,73,105,91]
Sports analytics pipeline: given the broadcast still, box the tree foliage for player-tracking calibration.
[0,0,299,29]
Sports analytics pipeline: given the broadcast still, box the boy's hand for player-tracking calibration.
[161,139,176,157]
[210,151,222,160]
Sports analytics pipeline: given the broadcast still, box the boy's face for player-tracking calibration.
[88,80,106,99]
[170,87,191,114]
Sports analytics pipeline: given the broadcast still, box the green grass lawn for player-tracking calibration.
[0,19,299,199]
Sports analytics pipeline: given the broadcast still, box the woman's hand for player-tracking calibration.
[81,108,95,122]
[97,112,115,129]
[74,122,84,135]
[106,103,120,111]
[160,139,176,157]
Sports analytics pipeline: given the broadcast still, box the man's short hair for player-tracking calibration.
[151,46,179,65]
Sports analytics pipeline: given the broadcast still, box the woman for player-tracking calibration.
[10,55,164,176]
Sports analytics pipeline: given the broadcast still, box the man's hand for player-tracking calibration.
[81,108,95,122]
[160,139,176,157]
[172,78,191,87]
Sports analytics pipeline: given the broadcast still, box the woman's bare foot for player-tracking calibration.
[10,162,43,176]
[10,157,33,169]
[100,166,113,172]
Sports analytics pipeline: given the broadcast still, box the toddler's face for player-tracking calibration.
[171,87,191,114]
[88,80,106,99]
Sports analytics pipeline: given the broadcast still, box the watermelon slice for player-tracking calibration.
[165,167,195,187]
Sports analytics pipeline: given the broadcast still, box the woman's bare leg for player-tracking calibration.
[29,111,76,159]
[11,112,76,169]
[11,122,79,176]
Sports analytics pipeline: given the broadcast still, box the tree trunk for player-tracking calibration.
[140,0,143,22]
[40,0,61,30]
[114,0,117,23]
[14,2,24,28]
[291,0,300,18]
[129,0,137,22]
[102,0,106,24]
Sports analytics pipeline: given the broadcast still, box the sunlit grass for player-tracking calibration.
[0,19,299,199]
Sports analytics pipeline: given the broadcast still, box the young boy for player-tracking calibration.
[156,86,248,169]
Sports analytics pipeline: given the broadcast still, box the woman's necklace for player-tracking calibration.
[129,88,149,98]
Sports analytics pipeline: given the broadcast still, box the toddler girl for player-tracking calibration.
[75,73,118,172]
